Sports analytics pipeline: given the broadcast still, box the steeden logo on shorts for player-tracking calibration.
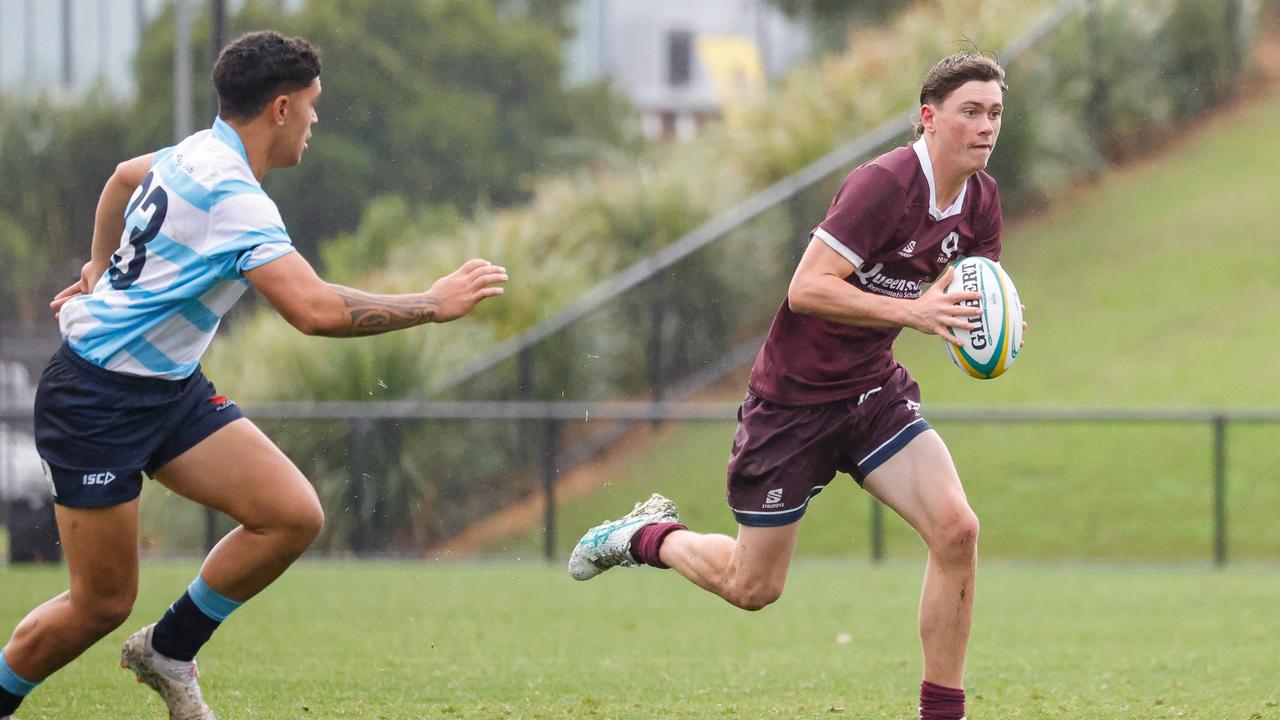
[763,487,785,509]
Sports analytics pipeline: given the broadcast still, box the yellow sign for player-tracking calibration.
[696,35,765,124]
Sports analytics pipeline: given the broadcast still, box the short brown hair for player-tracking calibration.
[913,51,1007,138]
[214,31,321,121]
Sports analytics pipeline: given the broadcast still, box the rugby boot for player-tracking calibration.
[568,493,679,581]
[121,624,217,720]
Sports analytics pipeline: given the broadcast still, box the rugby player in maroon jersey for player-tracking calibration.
[570,52,1023,720]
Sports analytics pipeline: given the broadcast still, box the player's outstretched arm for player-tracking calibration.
[51,153,155,316]
[247,252,507,337]
[787,238,979,346]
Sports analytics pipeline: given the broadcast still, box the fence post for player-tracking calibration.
[1212,415,1227,568]
[870,497,884,563]
[542,419,562,563]
[648,283,667,419]
[203,507,217,553]
[517,349,534,398]
[349,417,373,554]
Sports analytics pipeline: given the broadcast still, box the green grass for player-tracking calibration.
[487,87,1280,562]
[1,561,1278,719]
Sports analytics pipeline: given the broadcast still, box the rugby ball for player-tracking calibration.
[942,256,1022,379]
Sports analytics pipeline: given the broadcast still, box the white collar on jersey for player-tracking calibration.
[912,135,967,221]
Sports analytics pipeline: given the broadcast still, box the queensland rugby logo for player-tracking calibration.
[854,262,923,298]
[936,232,960,263]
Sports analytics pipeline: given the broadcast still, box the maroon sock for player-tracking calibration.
[628,522,687,568]
[920,681,965,720]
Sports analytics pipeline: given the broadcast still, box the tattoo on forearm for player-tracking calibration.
[327,284,439,337]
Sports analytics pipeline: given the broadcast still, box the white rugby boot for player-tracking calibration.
[568,493,679,581]
[120,624,217,720]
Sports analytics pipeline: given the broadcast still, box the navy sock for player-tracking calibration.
[0,686,23,717]
[150,576,243,662]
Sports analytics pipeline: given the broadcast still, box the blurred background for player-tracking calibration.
[1,0,1277,566]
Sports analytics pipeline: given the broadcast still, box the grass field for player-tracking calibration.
[1,561,1278,719]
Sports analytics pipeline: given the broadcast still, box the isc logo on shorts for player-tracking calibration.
[82,472,116,486]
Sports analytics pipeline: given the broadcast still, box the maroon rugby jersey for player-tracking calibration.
[749,138,1003,405]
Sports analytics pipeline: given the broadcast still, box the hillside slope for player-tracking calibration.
[480,86,1280,563]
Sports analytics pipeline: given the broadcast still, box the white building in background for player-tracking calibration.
[0,0,302,102]
[0,0,165,100]
[564,0,811,140]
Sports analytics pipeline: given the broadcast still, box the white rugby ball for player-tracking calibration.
[942,256,1022,380]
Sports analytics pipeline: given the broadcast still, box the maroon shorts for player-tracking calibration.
[727,365,930,527]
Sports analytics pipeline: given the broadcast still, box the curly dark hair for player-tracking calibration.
[213,30,321,121]
[913,51,1006,139]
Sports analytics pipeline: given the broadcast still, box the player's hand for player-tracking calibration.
[426,258,508,323]
[908,265,981,347]
[50,261,107,318]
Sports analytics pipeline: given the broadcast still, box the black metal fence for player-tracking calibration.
[3,403,1278,566]
[229,404,1280,566]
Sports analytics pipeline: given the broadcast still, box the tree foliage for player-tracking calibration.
[137,0,629,254]
[0,0,628,317]
[765,0,901,51]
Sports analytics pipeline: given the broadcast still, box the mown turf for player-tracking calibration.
[1,561,1278,719]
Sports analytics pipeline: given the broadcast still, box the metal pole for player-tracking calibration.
[1212,415,1227,568]
[203,0,228,553]
[542,419,561,563]
[23,0,35,89]
[349,418,372,554]
[648,283,666,409]
[211,0,226,116]
[175,0,192,139]
[61,0,72,87]
[870,496,884,563]
[517,348,534,398]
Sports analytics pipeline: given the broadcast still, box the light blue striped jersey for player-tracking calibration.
[59,117,296,379]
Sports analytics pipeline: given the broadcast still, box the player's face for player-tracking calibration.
[929,80,1003,174]
[276,77,320,168]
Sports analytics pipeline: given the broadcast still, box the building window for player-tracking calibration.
[667,30,692,88]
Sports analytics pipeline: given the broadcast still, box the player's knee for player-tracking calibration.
[929,508,980,564]
[727,579,784,611]
[74,586,137,634]
[281,497,325,552]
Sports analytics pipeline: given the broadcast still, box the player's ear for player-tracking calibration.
[919,104,936,133]
[270,95,290,126]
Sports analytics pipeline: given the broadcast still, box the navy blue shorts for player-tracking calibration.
[33,344,244,508]
[727,365,931,527]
